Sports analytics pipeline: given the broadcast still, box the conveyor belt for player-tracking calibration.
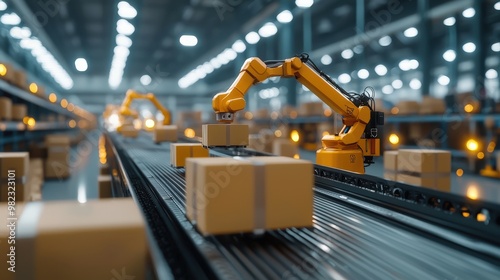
[108,132,500,279]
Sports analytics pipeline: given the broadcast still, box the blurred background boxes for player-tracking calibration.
[0,97,12,121]
[0,152,30,202]
[153,125,178,143]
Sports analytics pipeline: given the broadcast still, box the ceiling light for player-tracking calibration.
[341,49,353,59]
[114,46,130,57]
[202,62,214,74]
[116,34,132,47]
[179,35,198,47]
[392,79,403,89]
[277,10,293,23]
[357,69,369,79]
[245,31,260,44]
[374,65,387,76]
[403,27,418,38]
[443,50,456,62]
[296,0,313,8]
[20,38,42,49]
[437,75,450,86]
[320,54,332,65]
[0,1,7,11]
[409,59,419,69]
[495,1,500,10]
[222,48,237,61]
[9,27,31,39]
[353,45,364,54]
[443,17,456,26]
[210,57,221,69]
[116,19,135,35]
[1,13,21,25]
[338,73,351,84]
[409,78,421,90]
[379,36,392,46]
[399,59,411,71]
[492,42,500,52]
[258,22,278,38]
[463,42,476,53]
[462,8,475,18]
[117,1,137,19]
[140,74,152,86]
[232,40,246,53]
[382,85,393,94]
[486,69,498,79]
[75,58,88,72]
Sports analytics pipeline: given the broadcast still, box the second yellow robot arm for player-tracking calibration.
[119,90,171,125]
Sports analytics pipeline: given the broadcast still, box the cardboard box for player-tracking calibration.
[0,62,15,83]
[45,135,71,147]
[1,183,28,202]
[47,147,70,161]
[170,143,209,168]
[98,175,112,198]
[13,69,27,89]
[384,172,397,181]
[185,156,313,235]
[253,108,269,119]
[383,151,398,171]
[44,159,70,179]
[202,124,249,147]
[153,125,178,142]
[121,127,139,138]
[397,173,451,191]
[394,101,420,115]
[420,97,446,114]
[11,104,27,121]
[299,102,324,116]
[0,203,24,280]
[248,134,271,153]
[397,149,451,174]
[0,152,29,178]
[281,105,297,117]
[0,97,12,121]
[272,139,298,158]
[13,198,147,279]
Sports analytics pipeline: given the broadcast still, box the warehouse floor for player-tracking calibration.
[42,140,500,204]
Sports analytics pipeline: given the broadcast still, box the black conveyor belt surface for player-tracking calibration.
[111,133,500,279]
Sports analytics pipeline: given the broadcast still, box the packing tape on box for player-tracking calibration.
[17,201,44,280]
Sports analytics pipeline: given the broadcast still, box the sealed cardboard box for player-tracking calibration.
[248,134,270,152]
[121,127,139,138]
[47,147,70,162]
[0,152,29,178]
[397,173,451,191]
[398,149,451,174]
[45,135,71,147]
[170,143,209,168]
[202,124,249,147]
[299,102,324,116]
[420,97,446,114]
[384,172,397,181]
[0,97,12,121]
[0,203,24,280]
[186,156,313,235]
[45,159,70,179]
[383,151,398,171]
[272,139,298,157]
[13,69,27,89]
[394,101,420,115]
[14,198,147,280]
[98,175,112,198]
[11,104,27,121]
[153,125,178,142]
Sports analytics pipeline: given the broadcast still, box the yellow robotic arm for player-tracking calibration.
[212,54,384,173]
[119,89,171,125]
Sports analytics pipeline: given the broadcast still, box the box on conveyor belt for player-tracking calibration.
[0,62,15,83]
[185,156,313,235]
[170,143,209,168]
[153,125,178,143]
[5,198,147,279]
[383,151,398,181]
[121,127,139,138]
[202,124,249,147]
[419,97,446,114]
[44,159,70,179]
[0,97,12,121]
[98,175,112,198]
[272,139,298,158]
[0,152,30,202]
[13,69,27,89]
[394,101,420,115]
[11,103,27,121]
[397,173,451,192]
[397,149,451,174]
[45,134,71,147]
[299,102,324,116]
[0,203,25,280]
[247,134,272,153]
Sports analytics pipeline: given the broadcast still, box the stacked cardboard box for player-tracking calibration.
[28,159,44,201]
[11,104,27,121]
[272,139,298,158]
[299,102,324,116]
[0,97,12,121]
[383,151,398,181]
[45,135,70,179]
[170,143,209,168]
[153,125,178,143]
[419,97,446,114]
[202,124,249,147]
[397,149,451,191]
[121,126,139,138]
[13,69,27,89]
[98,175,112,198]
[394,101,420,115]
[185,157,313,235]
[280,105,297,117]
[0,152,30,202]
[0,198,147,279]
